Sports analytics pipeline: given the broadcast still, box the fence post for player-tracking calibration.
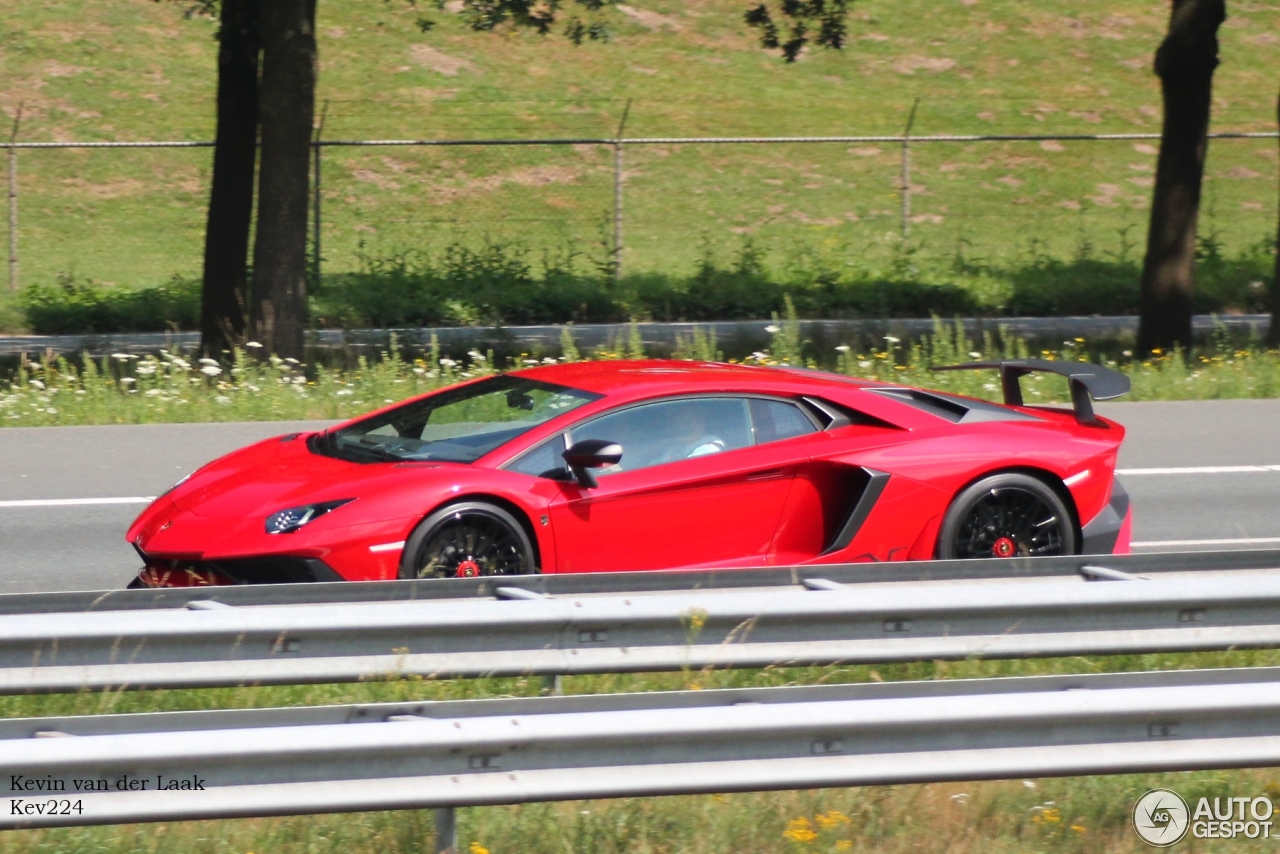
[613,99,631,286]
[900,96,919,242]
[7,103,21,293]
[311,100,328,290]
[435,806,458,854]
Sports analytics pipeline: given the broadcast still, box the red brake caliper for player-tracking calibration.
[992,537,1017,558]
[455,559,481,578]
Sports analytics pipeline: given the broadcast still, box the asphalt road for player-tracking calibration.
[0,399,1276,594]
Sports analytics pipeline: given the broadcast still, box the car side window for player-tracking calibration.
[507,434,570,480]
[567,397,753,476]
[507,396,816,480]
[749,398,818,444]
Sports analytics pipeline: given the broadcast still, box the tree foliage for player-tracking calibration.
[432,0,617,43]
[744,0,849,62]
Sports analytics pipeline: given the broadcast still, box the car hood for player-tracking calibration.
[168,432,467,520]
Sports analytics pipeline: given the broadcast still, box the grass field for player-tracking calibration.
[1,0,1277,298]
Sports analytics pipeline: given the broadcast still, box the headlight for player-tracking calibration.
[265,499,355,534]
[157,472,192,500]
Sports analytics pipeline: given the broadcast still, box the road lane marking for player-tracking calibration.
[1118,465,1280,475]
[0,497,155,509]
[1132,537,1280,548]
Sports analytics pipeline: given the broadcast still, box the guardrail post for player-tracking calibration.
[434,806,457,853]
[541,674,563,695]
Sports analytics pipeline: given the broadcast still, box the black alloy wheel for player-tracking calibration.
[399,501,537,580]
[937,473,1076,560]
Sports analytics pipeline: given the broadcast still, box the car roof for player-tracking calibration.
[511,359,881,396]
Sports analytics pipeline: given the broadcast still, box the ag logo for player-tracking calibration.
[1133,788,1190,847]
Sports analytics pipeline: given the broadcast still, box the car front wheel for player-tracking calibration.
[937,473,1076,560]
[399,501,537,580]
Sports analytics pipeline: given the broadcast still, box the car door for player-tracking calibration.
[528,396,819,572]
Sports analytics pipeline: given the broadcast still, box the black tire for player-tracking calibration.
[937,473,1076,560]
[399,501,537,580]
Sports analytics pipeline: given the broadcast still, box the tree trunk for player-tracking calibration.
[1136,0,1225,356]
[199,0,259,359]
[249,0,316,360]
[1268,82,1280,349]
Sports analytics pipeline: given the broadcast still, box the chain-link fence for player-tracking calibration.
[4,116,1277,293]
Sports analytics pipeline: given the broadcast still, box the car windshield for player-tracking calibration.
[320,376,600,464]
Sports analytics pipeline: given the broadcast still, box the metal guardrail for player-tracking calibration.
[2,314,1274,358]
[4,664,1280,829]
[6,547,1280,616]
[6,566,1280,693]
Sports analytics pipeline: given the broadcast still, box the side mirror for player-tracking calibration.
[562,439,623,489]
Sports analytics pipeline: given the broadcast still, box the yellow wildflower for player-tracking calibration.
[783,817,818,843]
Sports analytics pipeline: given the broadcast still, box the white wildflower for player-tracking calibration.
[835,345,851,353]
[285,357,300,365]
[983,383,997,391]
[764,325,780,334]
[120,377,136,385]
[336,389,354,396]
[884,336,900,344]
[542,357,556,364]
[246,341,263,349]
[439,358,457,367]
[199,358,220,367]
[136,363,157,375]
[215,396,232,404]
[859,360,872,368]
[112,353,131,361]
[28,380,44,390]
[201,365,223,377]
[146,389,162,397]
[522,359,539,365]
[968,351,982,359]
[171,358,191,370]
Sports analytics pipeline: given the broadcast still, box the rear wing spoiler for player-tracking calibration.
[931,359,1130,426]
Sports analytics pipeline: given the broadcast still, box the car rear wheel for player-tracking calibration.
[399,501,537,580]
[937,473,1076,560]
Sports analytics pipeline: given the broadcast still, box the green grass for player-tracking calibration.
[1,0,1276,310]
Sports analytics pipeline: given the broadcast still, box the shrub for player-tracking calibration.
[20,274,200,334]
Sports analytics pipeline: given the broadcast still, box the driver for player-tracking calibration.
[664,406,725,462]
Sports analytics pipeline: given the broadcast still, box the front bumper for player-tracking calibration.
[130,554,345,588]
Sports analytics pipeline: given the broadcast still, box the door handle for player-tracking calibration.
[746,468,786,481]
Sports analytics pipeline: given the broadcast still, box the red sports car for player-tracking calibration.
[126,358,1132,588]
